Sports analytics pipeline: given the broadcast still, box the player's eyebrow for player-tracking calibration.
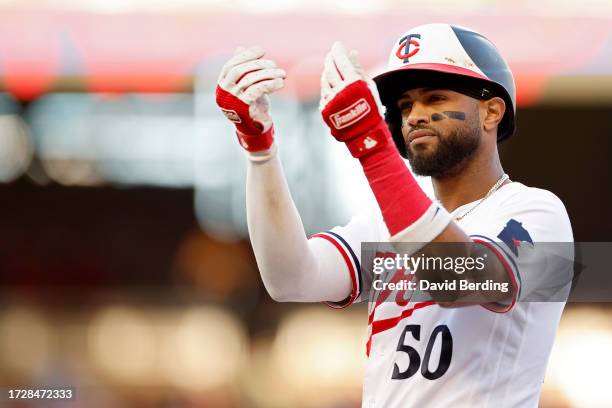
[397,88,443,108]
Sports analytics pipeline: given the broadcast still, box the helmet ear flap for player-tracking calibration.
[384,107,407,158]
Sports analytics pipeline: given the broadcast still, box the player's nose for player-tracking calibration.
[406,102,430,127]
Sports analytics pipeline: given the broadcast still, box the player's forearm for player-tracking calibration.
[246,149,350,303]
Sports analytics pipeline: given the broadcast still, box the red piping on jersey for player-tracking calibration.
[472,239,519,313]
[366,301,436,356]
[311,233,358,309]
[367,271,417,325]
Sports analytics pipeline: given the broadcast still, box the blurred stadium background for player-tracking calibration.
[1,0,612,407]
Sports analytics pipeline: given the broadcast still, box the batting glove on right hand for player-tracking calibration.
[216,46,286,153]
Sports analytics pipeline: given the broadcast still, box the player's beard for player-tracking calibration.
[405,113,481,178]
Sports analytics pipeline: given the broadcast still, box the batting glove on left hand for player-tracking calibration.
[320,42,389,158]
[216,46,286,153]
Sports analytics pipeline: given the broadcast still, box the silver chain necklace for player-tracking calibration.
[454,173,510,221]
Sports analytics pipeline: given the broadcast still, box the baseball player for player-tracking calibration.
[216,23,573,407]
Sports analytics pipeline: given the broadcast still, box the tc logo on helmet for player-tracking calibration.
[395,33,421,63]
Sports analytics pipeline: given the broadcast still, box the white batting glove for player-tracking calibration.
[320,42,388,158]
[320,42,384,114]
[216,46,286,153]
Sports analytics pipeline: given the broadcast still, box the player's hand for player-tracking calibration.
[216,46,286,152]
[320,42,388,158]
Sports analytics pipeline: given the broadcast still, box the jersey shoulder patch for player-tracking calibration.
[497,218,534,256]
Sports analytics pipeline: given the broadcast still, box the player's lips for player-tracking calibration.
[408,129,436,144]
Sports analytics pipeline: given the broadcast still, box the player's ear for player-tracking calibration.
[482,97,506,132]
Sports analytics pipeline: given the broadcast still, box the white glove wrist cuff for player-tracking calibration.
[246,142,278,163]
[389,203,452,252]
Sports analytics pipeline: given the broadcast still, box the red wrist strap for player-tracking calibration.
[343,121,388,158]
[236,126,275,152]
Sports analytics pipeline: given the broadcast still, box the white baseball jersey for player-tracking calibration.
[312,181,573,407]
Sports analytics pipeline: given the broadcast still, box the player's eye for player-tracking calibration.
[428,95,446,103]
[398,101,413,111]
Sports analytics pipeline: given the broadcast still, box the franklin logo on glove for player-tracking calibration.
[330,98,371,129]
